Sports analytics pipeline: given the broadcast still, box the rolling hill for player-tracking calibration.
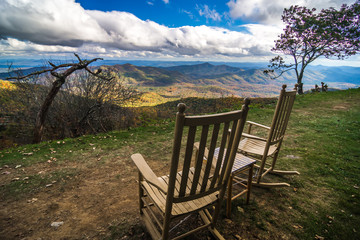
[1,61,359,106]
[107,62,360,102]
[163,62,245,78]
[102,63,282,102]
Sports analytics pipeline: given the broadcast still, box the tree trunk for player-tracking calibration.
[33,78,65,143]
[297,73,304,94]
[297,82,303,94]
[10,54,105,144]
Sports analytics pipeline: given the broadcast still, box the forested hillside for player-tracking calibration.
[102,62,360,104]
[2,62,359,103]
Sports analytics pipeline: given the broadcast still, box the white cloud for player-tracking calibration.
[0,0,280,59]
[227,0,356,24]
[180,9,194,19]
[1,0,356,64]
[0,38,77,56]
[227,0,293,24]
[197,4,222,22]
[87,9,274,57]
[0,0,109,46]
[162,0,169,4]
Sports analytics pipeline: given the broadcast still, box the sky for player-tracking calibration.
[0,0,359,66]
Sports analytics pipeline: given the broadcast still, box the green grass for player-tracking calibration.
[0,118,176,201]
[229,89,360,240]
[1,88,359,239]
[286,90,360,239]
[0,119,175,168]
[1,168,77,200]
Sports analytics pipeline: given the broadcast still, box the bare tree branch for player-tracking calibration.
[6,53,111,143]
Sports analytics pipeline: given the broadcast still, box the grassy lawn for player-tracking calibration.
[225,89,360,240]
[0,89,359,239]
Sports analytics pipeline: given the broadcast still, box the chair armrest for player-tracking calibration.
[228,128,267,142]
[241,132,267,141]
[247,121,270,130]
[131,153,167,194]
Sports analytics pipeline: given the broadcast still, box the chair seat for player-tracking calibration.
[238,137,277,157]
[142,167,218,216]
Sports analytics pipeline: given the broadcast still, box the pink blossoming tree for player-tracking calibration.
[265,2,360,94]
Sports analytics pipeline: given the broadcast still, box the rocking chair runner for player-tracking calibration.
[131,99,250,240]
[236,84,300,188]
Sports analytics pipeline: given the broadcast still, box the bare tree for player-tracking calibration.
[7,53,113,143]
[55,70,138,137]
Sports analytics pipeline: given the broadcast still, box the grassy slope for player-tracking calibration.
[222,89,360,240]
[287,89,360,239]
[0,89,359,239]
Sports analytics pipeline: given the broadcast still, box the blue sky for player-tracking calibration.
[0,0,358,66]
[76,0,241,28]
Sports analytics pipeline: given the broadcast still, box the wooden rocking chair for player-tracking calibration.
[131,99,250,240]
[236,84,300,188]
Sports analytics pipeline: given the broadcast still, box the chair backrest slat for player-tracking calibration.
[190,125,209,195]
[281,94,296,136]
[273,94,288,141]
[218,120,238,184]
[178,126,197,197]
[210,121,229,188]
[279,96,292,138]
[200,123,220,192]
[168,99,250,203]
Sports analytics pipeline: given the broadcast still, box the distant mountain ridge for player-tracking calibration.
[107,64,192,86]
[0,67,48,80]
[101,62,360,100]
[0,59,268,71]
[163,62,244,79]
[1,62,359,102]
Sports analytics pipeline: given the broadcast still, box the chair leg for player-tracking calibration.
[162,210,172,240]
[246,165,254,204]
[199,210,225,240]
[211,186,227,226]
[208,227,226,240]
[138,172,144,215]
[226,175,233,218]
[270,140,284,170]
[256,154,268,184]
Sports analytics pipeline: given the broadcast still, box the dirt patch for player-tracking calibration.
[332,104,349,110]
[0,152,147,240]
[1,146,218,240]
[0,145,302,240]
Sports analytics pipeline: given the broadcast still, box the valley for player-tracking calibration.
[1,61,359,106]
[100,62,360,106]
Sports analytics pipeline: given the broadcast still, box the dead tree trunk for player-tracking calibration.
[33,78,65,143]
[7,53,110,144]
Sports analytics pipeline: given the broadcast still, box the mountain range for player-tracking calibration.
[103,62,360,99]
[1,61,359,105]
